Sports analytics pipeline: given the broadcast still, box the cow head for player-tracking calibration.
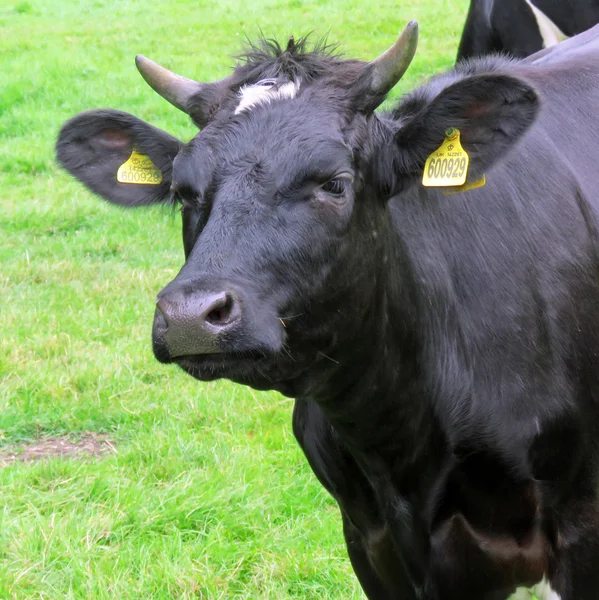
[56,23,539,396]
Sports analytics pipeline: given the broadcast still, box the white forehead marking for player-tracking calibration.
[523,0,568,48]
[235,79,301,114]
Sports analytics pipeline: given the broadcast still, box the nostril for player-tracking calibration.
[152,307,172,363]
[205,292,236,327]
[154,306,167,329]
[155,299,170,325]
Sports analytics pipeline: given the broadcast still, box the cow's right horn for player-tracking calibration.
[135,55,233,127]
[135,55,202,114]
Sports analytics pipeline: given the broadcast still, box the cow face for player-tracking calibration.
[156,91,387,393]
[56,26,538,394]
[57,96,387,394]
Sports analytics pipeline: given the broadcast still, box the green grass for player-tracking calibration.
[1,0,539,598]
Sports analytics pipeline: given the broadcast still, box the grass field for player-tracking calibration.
[1,0,540,598]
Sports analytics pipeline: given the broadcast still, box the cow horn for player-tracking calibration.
[367,20,419,96]
[135,55,203,114]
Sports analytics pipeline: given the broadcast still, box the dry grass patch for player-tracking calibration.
[0,433,115,466]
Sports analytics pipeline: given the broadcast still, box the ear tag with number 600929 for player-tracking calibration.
[117,150,163,185]
[422,128,469,187]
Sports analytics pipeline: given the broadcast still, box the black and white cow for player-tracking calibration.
[458,0,599,59]
[56,21,599,599]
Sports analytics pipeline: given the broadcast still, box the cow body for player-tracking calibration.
[294,40,599,597]
[57,24,599,599]
[457,0,599,60]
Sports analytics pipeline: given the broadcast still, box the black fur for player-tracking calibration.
[56,109,181,206]
[235,34,343,81]
[56,26,599,599]
[457,0,599,61]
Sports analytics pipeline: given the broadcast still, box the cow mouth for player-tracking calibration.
[171,349,277,386]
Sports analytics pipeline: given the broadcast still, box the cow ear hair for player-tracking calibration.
[56,109,182,206]
[379,73,540,193]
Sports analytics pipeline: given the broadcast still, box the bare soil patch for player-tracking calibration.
[0,433,115,467]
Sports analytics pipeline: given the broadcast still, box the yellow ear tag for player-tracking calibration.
[117,150,163,185]
[422,128,469,187]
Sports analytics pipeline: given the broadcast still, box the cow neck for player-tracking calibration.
[304,213,442,466]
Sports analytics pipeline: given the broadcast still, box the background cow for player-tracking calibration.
[458,0,599,59]
[57,20,599,600]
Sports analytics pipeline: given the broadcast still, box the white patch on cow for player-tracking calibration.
[235,78,300,114]
[534,578,562,600]
[524,0,569,48]
[513,577,562,600]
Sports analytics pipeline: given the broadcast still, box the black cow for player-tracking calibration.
[56,21,599,599]
[458,0,599,60]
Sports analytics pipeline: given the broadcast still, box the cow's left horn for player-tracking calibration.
[135,55,203,114]
[367,20,419,97]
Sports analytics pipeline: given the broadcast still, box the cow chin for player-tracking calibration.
[171,352,290,391]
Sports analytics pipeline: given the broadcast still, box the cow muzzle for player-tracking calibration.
[153,288,241,360]
[152,281,285,363]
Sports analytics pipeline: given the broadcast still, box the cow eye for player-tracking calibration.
[321,178,347,196]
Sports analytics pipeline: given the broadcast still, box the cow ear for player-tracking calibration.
[56,109,182,206]
[387,74,539,190]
